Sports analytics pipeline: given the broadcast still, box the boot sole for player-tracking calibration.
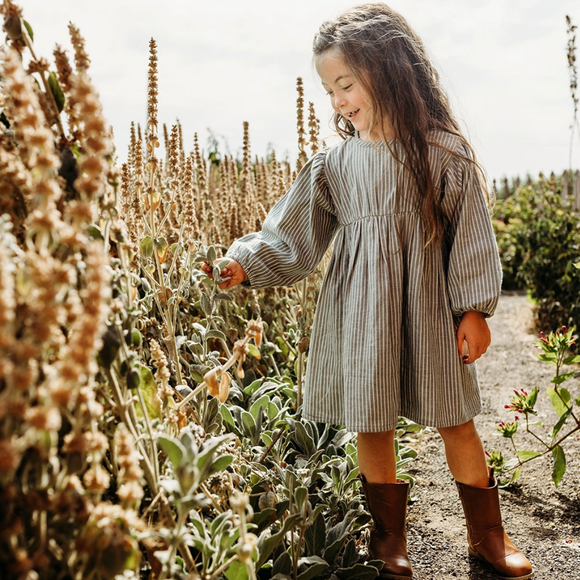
[380,574,413,580]
[468,547,534,580]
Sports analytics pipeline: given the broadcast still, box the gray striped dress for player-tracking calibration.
[226,132,502,432]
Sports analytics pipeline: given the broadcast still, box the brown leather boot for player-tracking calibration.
[456,474,534,580]
[360,475,413,579]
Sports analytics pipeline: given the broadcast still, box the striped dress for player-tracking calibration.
[226,132,502,432]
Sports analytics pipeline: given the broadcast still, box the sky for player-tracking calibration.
[17,0,580,182]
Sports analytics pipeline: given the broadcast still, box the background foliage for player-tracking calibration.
[493,173,580,332]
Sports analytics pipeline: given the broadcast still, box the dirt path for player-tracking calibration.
[404,293,580,579]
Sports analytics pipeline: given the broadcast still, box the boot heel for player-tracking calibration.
[381,572,415,580]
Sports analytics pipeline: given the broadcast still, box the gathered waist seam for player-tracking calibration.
[338,211,421,228]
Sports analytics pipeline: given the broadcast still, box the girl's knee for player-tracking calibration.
[438,419,478,441]
[358,429,396,445]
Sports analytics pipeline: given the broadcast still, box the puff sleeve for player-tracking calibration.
[226,151,338,289]
[442,144,503,318]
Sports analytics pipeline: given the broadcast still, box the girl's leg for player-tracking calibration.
[439,420,534,578]
[437,419,489,487]
[358,430,413,578]
[357,429,397,482]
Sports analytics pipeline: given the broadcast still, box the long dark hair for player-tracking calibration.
[313,3,484,247]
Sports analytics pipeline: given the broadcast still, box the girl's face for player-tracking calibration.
[316,49,375,141]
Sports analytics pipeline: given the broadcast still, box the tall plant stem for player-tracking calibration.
[22,30,66,141]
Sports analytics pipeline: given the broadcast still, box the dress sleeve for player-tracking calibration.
[442,143,503,318]
[226,151,338,289]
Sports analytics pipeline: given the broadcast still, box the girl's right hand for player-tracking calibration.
[201,258,248,290]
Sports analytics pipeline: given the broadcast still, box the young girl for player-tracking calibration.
[204,4,533,579]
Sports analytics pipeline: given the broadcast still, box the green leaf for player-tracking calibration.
[256,514,303,569]
[547,387,571,417]
[134,363,162,420]
[140,235,154,259]
[241,411,256,434]
[209,454,233,475]
[551,445,566,486]
[324,510,360,564]
[294,486,308,511]
[200,293,212,316]
[247,343,260,358]
[224,560,249,580]
[304,512,326,557]
[341,538,357,569]
[214,292,233,301]
[527,385,539,408]
[536,353,557,364]
[87,224,103,240]
[157,434,185,470]
[195,434,233,476]
[220,404,237,430]
[563,354,580,365]
[297,556,329,580]
[207,245,217,265]
[47,71,65,113]
[551,371,576,385]
[504,457,520,471]
[155,236,168,262]
[250,395,269,421]
[272,551,292,576]
[551,407,573,438]
[243,378,267,395]
[295,421,316,457]
[335,563,381,580]
[206,329,227,341]
[516,450,542,461]
[23,19,33,41]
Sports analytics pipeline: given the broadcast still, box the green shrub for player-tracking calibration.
[493,175,580,331]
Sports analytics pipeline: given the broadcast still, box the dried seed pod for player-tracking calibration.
[204,367,220,398]
[218,372,230,403]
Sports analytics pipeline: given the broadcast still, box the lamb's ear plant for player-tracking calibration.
[0,2,426,578]
[489,326,580,487]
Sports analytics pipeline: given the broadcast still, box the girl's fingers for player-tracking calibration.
[463,342,488,364]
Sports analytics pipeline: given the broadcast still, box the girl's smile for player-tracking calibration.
[316,49,375,141]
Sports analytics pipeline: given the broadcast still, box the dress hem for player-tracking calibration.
[302,406,482,433]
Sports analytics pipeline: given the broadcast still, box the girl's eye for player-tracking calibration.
[341,84,353,91]
[326,90,334,96]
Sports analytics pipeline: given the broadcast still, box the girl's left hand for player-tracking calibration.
[456,311,491,364]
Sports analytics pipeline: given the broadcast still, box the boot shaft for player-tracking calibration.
[456,476,502,545]
[360,475,409,531]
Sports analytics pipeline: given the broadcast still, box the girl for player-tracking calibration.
[204,4,533,580]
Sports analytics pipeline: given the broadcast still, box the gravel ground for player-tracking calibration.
[403,292,580,579]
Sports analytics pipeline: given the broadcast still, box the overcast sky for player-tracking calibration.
[19,0,580,181]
